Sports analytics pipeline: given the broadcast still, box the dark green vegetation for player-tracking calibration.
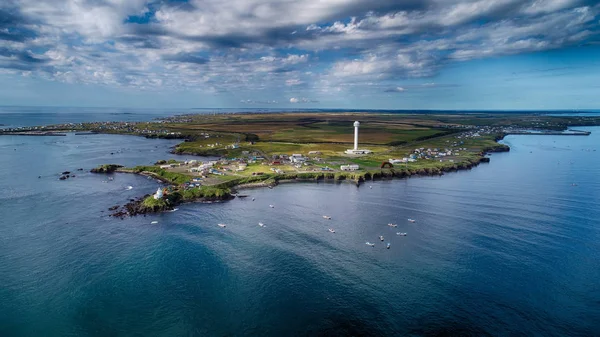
[90,164,123,173]
[131,166,191,185]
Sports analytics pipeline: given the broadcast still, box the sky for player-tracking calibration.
[1,0,600,110]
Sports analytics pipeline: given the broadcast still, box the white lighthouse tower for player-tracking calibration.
[153,187,164,200]
[353,121,360,150]
[345,121,371,155]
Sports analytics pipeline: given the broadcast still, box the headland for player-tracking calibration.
[3,112,599,216]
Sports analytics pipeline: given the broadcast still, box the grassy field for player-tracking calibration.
[84,111,600,189]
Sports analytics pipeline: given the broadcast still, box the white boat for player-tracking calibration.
[379,235,384,241]
[126,186,133,190]
[397,232,407,236]
[408,219,416,223]
[258,222,265,227]
[365,242,375,247]
[150,221,158,224]
[169,208,179,212]
[218,223,227,228]
[369,186,372,189]
[387,223,397,227]
[323,215,331,220]
[386,243,391,249]
[252,198,255,201]
[328,228,335,233]
[269,204,274,208]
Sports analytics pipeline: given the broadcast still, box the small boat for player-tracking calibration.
[237,195,248,198]
[218,223,227,228]
[323,215,331,220]
[397,232,407,236]
[365,242,375,247]
[126,186,133,190]
[269,204,274,208]
[379,235,384,241]
[252,198,255,201]
[408,219,416,223]
[369,186,372,189]
[328,228,335,233]
[169,208,179,212]
[151,221,158,224]
[258,222,265,227]
[387,223,397,227]
[386,243,391,249]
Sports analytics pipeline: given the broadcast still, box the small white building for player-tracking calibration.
[340,164,360,171]
[159,164,171,169]
[290,154,306,163]
[153,188,164,200]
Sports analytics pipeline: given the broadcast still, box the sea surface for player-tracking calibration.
[1,126,599,336]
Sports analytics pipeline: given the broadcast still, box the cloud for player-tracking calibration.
[285,79,304,86]
[385,87,406,92]
[384,83,461,92]
[0,0,598,95]
[162,53,208,64]
[240,99,278,104]
[289,97,317,103]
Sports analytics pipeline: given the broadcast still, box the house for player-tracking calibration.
[159,164,171,169]
[308,151,321,155]
[340,164,359,171]
[290,154,306,163]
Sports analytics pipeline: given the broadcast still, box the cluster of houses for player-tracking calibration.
[156,150,365,181]
[389,146,470,164]
[340,164,360,171]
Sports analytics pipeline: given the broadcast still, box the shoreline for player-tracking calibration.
[97,145,506,217]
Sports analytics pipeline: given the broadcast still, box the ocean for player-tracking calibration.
[0,112,599,336]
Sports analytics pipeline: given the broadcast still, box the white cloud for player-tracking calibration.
[285,79,304,86]
[0,0,598,95]
[289,97,315,103]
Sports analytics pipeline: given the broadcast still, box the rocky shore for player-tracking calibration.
[108,194,234,218]
[93,143,510,217]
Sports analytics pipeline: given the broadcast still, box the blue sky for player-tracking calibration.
[1,0,600,110]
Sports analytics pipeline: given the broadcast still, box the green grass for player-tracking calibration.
[132,166,191,184]
[143,195,168,208]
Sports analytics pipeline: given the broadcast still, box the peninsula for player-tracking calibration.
[4,112,599,216]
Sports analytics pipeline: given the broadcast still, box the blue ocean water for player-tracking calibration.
[1,125,599,336]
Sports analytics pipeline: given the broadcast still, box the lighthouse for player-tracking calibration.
[353,121,360,150]
[345,121,372,155]
[153,187,164,200]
